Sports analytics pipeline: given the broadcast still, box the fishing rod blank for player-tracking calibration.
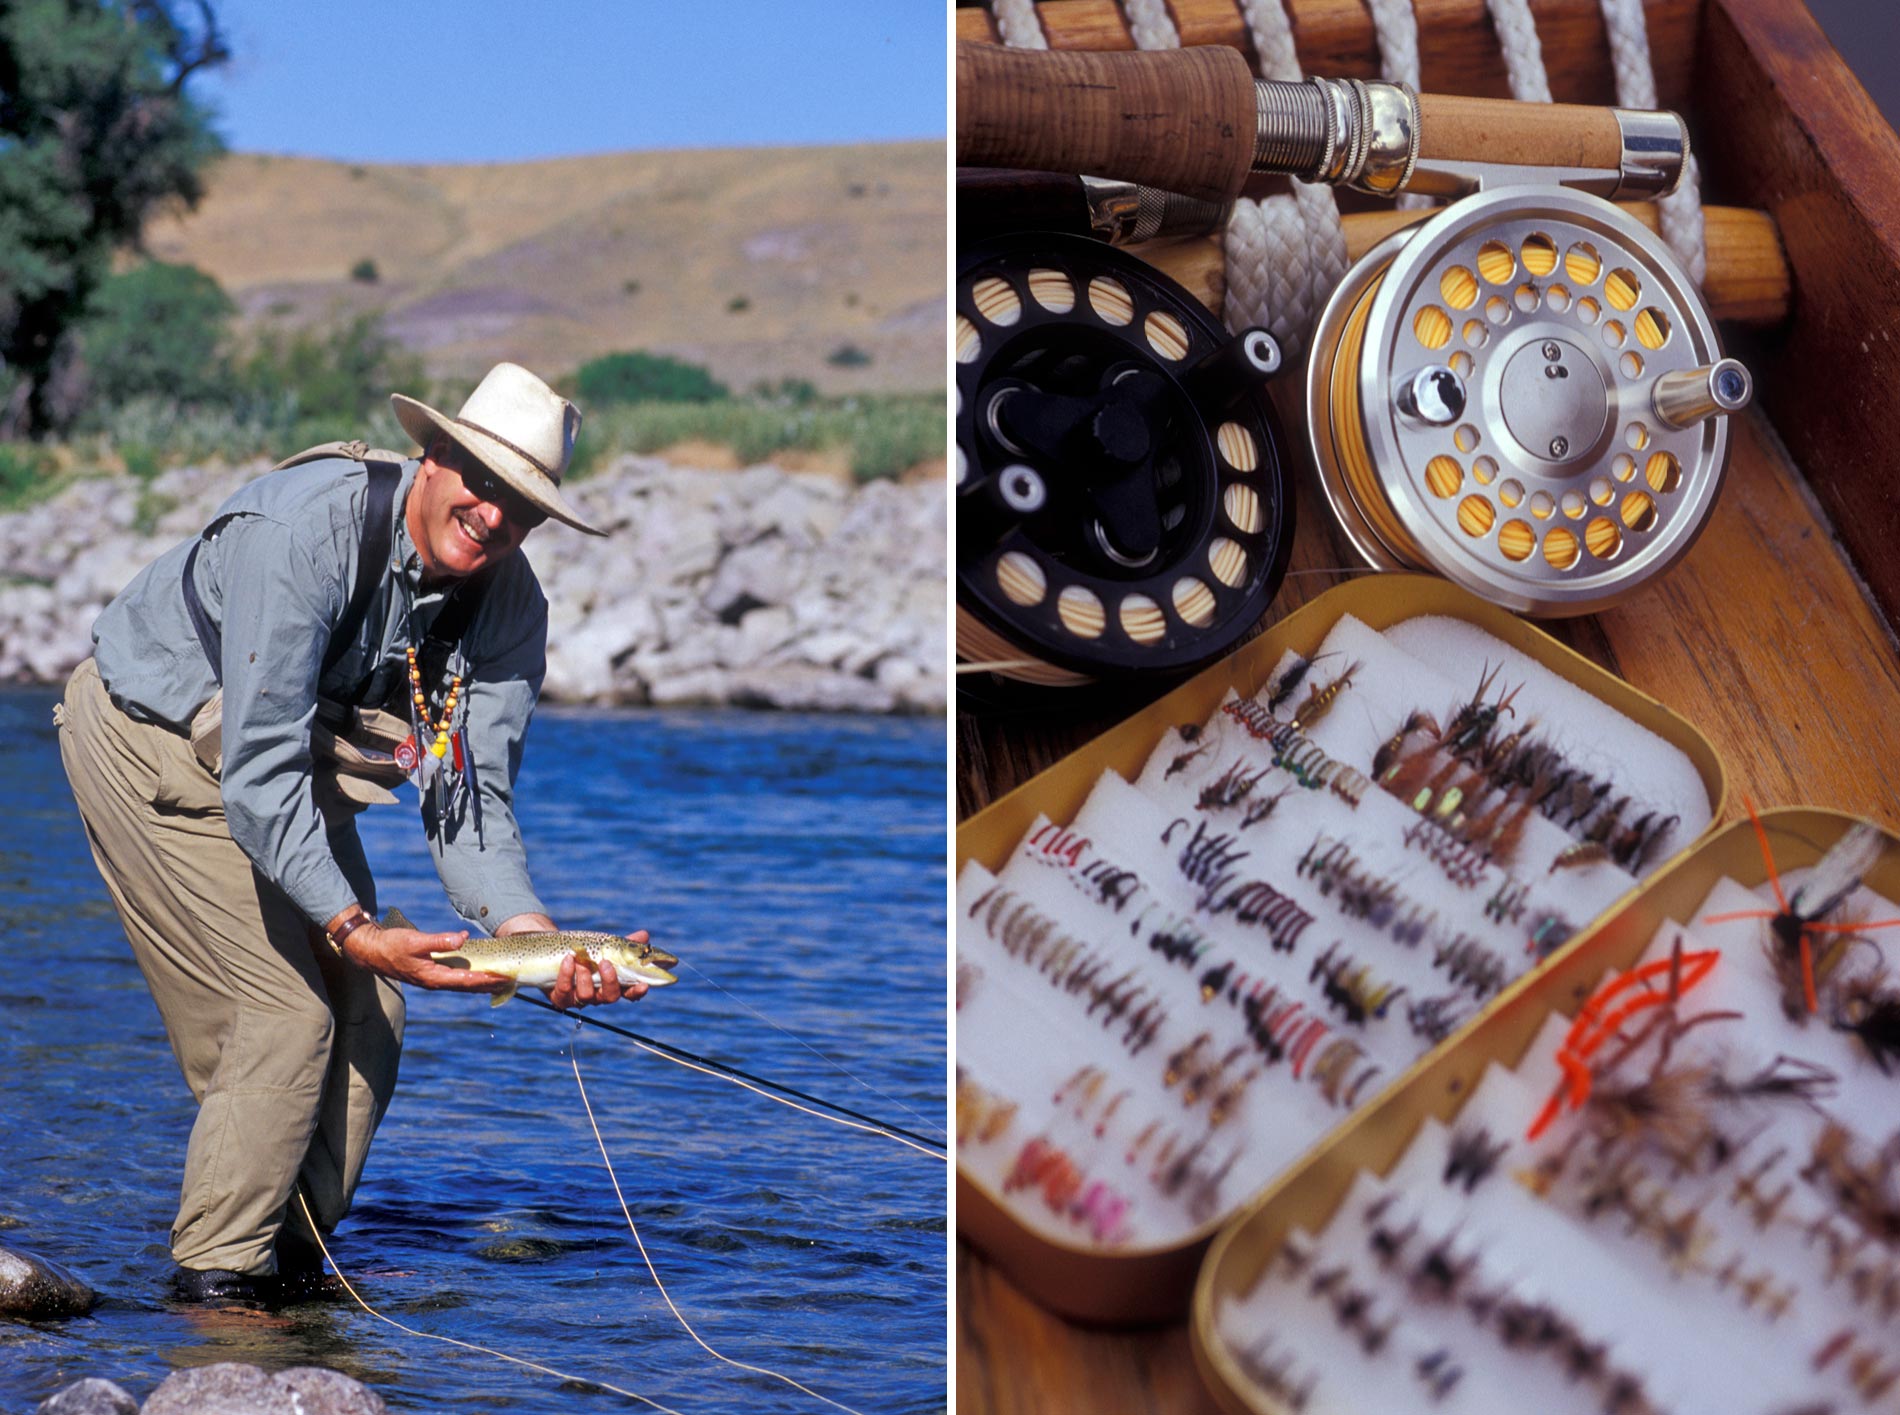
[518,994,949,1154]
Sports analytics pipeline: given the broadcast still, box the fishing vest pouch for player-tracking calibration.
[188,694,410,808]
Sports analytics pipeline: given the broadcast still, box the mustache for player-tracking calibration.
[454,508,499,545]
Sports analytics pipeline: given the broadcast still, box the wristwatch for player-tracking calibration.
[326,907,373,958]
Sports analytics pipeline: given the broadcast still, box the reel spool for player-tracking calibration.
[956,234,1295,686]
[1308,187,1751,617]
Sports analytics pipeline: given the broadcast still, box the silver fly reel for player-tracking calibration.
[1308,186,1751,616]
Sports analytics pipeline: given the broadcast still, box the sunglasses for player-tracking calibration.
[452,458,549,531]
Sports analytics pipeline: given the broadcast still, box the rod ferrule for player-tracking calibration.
[1253,78,1419,195]
[1613,109,1690,199]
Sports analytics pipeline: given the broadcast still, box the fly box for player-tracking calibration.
[1191,809,1900,1415]
[956,574,1725,1323]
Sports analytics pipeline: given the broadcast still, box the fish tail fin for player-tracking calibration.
[383,906,415,931]
[490,982,517,1009]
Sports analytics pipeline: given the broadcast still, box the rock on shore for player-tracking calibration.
[34,1364,385,1414]
[0,455,944,713]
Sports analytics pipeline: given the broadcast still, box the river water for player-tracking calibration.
[0,689,947,1413]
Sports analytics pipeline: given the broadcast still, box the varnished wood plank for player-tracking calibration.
[1694,0,1900,637]
[956,1248,1223,1415]
[955,0,1697,108]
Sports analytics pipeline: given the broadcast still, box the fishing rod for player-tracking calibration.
[518,994,949,1156]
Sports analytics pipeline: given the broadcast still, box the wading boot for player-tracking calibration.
[169,1267,273,1303]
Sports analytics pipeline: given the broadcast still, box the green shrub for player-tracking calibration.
[842,394,943,480]
[752,378,820,407]
[233,315,426,431]
[0,443,56,509]
[826,343,873,368]
[132,487,179,536]
[573,351,728,407]
[579,390,941,482]
[726,296,751,314]
[349,258,379,284]
[77,261,236,412]
[121,441,163,481]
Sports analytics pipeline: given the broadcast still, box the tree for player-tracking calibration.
[78,259,234,410]
[0,0,228,435]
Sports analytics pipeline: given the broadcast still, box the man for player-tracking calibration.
[57,362,643,1301]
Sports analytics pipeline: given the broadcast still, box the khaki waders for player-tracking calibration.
[57,657,404,1276]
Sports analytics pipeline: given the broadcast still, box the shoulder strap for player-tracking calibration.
[180,457,400,686]
[270,439,406,473]
[332,458,401,674]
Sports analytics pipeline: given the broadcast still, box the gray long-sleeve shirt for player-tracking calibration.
[93,455,549,931]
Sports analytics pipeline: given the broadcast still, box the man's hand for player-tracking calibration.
[340,920,511,994]
[497,912,651,1010]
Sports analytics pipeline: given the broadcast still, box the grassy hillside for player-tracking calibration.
[142,141,945,395]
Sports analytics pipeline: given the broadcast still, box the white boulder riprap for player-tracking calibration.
[0,455,945,713]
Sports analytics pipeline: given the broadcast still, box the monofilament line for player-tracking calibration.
[518,995,947,1159]
[675,959,946,1139]
[294,1192,687,1415]
[570,1042,872,1415]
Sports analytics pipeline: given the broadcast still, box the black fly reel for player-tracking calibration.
[956,234,1295,687]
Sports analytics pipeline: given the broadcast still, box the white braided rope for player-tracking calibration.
[1119,0,1180,50]
[1365,0,1434,214]
[1366,0,1421,92]
[1484,0,1553,102]
[989,0,1048,48]
[1596,0,1707,283]
[1215,0,1349,353]
[1236,0,1300,82]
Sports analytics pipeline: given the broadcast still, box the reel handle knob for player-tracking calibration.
[1395,366,1468,427]
[1651,359,1754,430]
[1187,327,1283,408]
[958,463,1050,552]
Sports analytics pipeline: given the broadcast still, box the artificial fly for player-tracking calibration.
[1702,801,1900,1017]
[1526,937,1721,1141]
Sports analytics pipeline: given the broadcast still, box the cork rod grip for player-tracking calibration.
[955,41,1257,204]
[1413,94,1628,174]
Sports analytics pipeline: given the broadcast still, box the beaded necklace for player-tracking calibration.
[406,644,461,758]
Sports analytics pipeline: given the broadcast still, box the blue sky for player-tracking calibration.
[196,2,946,163]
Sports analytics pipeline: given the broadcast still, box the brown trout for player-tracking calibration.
[387,907,680,1006]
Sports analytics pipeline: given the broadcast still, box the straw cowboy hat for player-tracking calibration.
[391,362,605,535]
